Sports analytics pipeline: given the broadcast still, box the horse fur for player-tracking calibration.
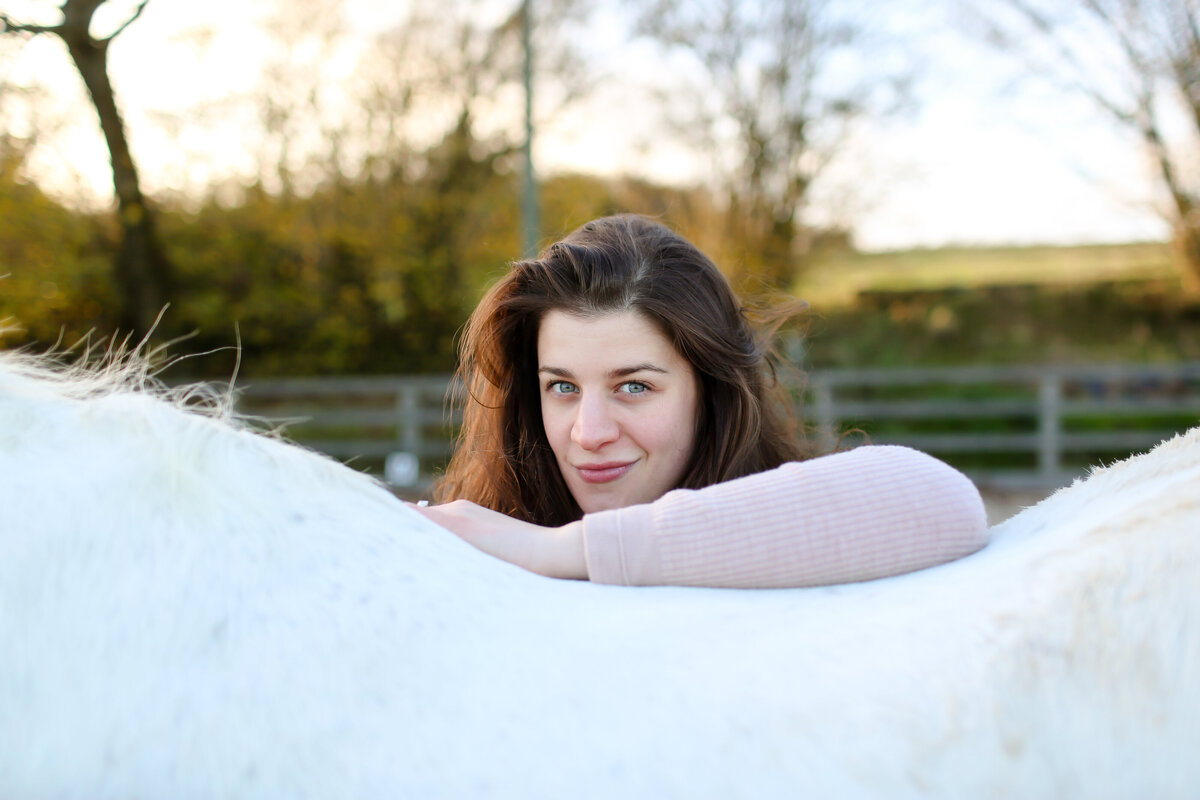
[1,352,1198,799]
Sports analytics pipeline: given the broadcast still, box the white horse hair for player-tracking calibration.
[1,351,1198,798]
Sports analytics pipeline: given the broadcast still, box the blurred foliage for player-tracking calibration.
[0,134,728,377]
[0,147,118,345]
[4,120,1197,378]
[804,279,1200,369]
[799,242,1176,309]
[160,122,521,377]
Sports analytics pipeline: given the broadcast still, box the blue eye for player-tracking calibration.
[620,381,649,395]
[548,380,578,395]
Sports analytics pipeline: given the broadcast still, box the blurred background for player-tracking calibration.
[2,0,1198,519]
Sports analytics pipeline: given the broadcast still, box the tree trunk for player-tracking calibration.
[1176,217,1200,297]
[61,11,172,336]
[1142,114,1200,296]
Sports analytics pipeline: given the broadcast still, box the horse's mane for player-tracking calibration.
[0,332,248,430]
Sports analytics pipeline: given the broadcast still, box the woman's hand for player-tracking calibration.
[408,499,587,580]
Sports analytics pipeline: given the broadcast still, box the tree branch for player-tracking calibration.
[1137,93,1195,223]
[981,0,1200,290]
[0,14,64,36]
[1080,0,1153,82]
[100,0,151,43]
[1001,1,1138,124]
[1172,2,1200,137]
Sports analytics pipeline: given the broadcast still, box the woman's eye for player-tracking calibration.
[619,381,649,395]
[548,380,578,395]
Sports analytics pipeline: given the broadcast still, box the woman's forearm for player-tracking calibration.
[411,500,587,580]
[581,446,989,588]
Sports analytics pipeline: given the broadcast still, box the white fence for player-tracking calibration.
[233,374,457,486]
[810,363,1200,489]
[231,362,1200,490]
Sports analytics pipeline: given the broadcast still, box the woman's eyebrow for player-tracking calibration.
[609,363,668,378]
[537,364,669,379]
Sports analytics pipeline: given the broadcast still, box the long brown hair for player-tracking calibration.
[433,214,813,525]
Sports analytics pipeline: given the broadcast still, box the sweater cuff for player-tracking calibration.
[581,503,660,586]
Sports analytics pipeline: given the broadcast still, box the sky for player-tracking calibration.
[0,0,1175,251]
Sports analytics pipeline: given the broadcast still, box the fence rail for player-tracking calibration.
[230,363,1200,490]
[811,362,1200,488]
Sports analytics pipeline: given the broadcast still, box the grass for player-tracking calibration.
[789,239,1200,369]
[798,241,1178,309]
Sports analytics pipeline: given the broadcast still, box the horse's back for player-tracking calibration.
[2,356,1198,798]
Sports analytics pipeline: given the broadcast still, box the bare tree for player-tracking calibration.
[2,0,172,335]
[976,0,1200,291]
[361,0,590,168]
[351,0,591,286]
[633,0,889,289]
[249,0,589,234]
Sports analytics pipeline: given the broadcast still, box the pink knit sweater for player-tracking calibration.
[581,445,989,589]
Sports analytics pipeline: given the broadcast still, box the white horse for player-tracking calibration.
[1,352,1198,799]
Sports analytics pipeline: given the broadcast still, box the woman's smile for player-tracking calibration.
[574,460,638,484]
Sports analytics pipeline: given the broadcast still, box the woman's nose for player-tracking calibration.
[571,395,619,450]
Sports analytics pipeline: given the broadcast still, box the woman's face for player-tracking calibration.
[537,309,700,514]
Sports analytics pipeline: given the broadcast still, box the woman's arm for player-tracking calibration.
[413,445,988,588]
[409,499,587,580]
[582,445,988,588]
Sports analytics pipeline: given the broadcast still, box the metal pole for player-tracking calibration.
[812,376,836,453]
[1038,372,1062,483]
[521,0,540,258]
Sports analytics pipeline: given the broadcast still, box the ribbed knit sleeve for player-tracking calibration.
[581,445,989,588]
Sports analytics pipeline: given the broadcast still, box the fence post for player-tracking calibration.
[396,386,420,456]
[1038,372,1062,482]
[812,376,836,452]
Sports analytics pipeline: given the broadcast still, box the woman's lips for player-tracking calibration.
[575,461,635,484]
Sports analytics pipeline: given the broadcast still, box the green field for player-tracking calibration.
[799,241,1178,309]
[789,240,1200,369]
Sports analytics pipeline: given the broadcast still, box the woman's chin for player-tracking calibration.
[577,495,625,514]
[574,486,640,515]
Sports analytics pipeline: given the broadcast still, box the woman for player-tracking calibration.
[413,215,988,588]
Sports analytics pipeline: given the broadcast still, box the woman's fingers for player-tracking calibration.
[404,501,586,580]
